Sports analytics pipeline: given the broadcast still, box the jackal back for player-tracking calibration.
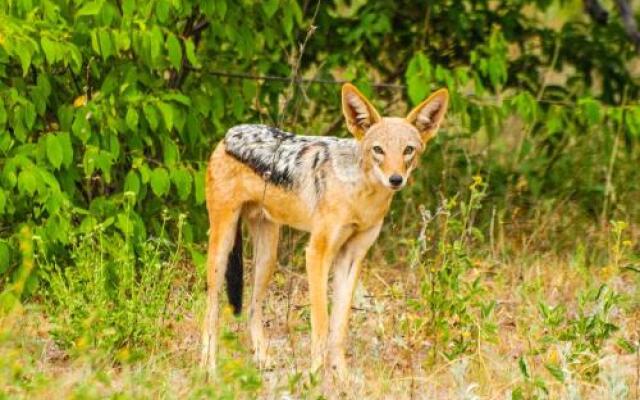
[224,124,361,196]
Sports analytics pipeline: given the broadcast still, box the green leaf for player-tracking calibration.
[58,132,74,168]
[76,0,104,16]
[46,134,63,169]
[143,103,159,131]
[242,80,257,102]
[23,102,37,130]
[41,37,59,64]
[150,25,164,62]
[406,53,431,105]
[282,5,293,37]
[156,0,170,22]
[126,107,139,131]
[578,98,601,125]
[72,112,92,142]
[0,240,10,274]
[545,363,564,382]
[98,30,113,59]
[0,191,5,215]
[122,0,135,18]
[36,74,52,100]
[624,107,640,137]
[90,30,101,55]
[156,101,174,131]
[290,0,303,24]
[0,98,6,127]
[150,167,170,197]
[511,387,524,400]
[262,0,279,18]
[15,41,33,76]
[162,137,179,165]
[215,0,227,19]
[518,357,529,379]
[163,93,191,106]
[171,167,192,200]
[18,170,37,196]
[166,33,182,70]
[124,170,140,195]
[194,167,205,204]
[184,39,200,68]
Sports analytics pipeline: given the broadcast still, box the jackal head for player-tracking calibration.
[341,83,449,191]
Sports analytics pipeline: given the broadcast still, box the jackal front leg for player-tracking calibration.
[305,226,349,371]
[328,223,382,378]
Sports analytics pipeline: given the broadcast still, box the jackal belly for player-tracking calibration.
[253,191,314,231]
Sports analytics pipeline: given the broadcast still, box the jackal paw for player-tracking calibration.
[327,354,348,381]
[253,349,274,370]
[199,353,217,380]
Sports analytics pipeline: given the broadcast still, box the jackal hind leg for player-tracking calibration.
[246,212,280,368]
[200,206,242,377]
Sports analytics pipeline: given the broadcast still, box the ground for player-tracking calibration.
[1,223,638,399]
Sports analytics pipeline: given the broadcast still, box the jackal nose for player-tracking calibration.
[389,174,404,188]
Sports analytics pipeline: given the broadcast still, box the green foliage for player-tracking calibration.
[40,210,182,358]
[0,0,310,297]
[403,177,497,362]
[537,285,621,378]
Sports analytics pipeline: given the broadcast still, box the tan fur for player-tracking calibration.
[201,83,449,378]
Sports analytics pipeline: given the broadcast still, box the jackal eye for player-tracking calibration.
[403,145,415,156]
[372,145,385,155]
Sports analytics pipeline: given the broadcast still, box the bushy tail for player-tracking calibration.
[225,219,243,316]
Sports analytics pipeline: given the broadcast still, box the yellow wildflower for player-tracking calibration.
[73,95,87,108]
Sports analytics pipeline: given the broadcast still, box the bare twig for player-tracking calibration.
[277,0,321,128]
[67,66,82,95]
[601,87,627,228]
[86,57,93,100]
[169,10,209,89]
[583,0,609,24]
[615,0,640,52]
[203,69,405,89]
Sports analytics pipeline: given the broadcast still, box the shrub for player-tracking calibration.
[40,210,183,359]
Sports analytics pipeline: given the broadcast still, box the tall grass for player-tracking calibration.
[0,180,638,399]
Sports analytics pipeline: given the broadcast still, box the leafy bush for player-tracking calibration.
[40,209,183,358]
[402,176,497,362]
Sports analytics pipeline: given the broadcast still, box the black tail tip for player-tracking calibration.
[226,278,243,316]
[225,221,244,316]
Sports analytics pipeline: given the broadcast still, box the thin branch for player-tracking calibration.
[615,0,640,52]
[86,58,93,101]
[201,69,406,89]
[277,0,321,127]
[169,11,209,89]
[583,0,609,25]
[191,19,210,35]
[67,66,82,95]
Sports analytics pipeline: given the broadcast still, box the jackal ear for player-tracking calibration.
[406,88,449,143]
[341,83,382,140]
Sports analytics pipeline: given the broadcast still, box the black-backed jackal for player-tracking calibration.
[201,83,449,378]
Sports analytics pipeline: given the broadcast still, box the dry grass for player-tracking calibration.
[1,221,638,400]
